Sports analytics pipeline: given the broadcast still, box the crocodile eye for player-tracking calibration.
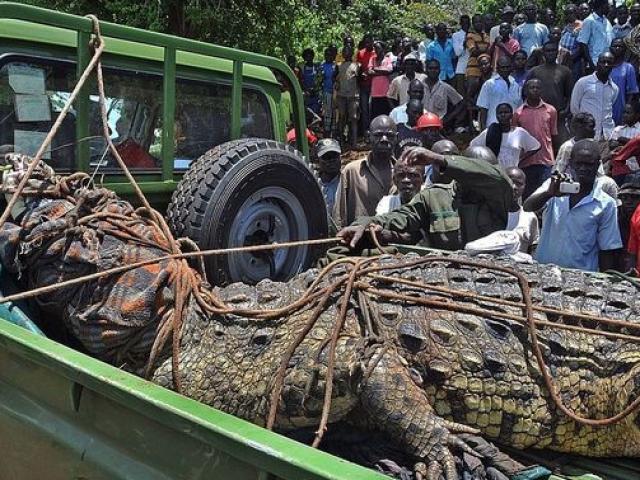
[400,334,425,352]
[252,328,273,347]
[213,326,225,338]
[398,320,427,353]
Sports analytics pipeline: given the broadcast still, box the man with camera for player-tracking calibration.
[523,139,622,271]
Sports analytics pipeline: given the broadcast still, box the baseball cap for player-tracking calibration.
[403,52,419,63]
[316,138,341,158]
[502,5,515,14]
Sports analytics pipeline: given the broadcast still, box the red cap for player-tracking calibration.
[416,112,443,130]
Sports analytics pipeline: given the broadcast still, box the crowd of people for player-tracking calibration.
[290,1,640,276]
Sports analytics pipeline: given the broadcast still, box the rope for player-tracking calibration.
[0,237,341,306]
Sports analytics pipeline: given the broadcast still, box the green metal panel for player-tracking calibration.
[231,60,243,139]
[0,319,385,480]
[0,20,274,85]
[0,18,76,46]
[162,47,176,181]
[75,30,90,172]
[176,50,278,85]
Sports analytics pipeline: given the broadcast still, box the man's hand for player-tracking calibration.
[404,147,446,167]
[547,172,571,197]
[337,224,372,249]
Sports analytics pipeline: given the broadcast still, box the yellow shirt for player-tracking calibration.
[465,31,490,77]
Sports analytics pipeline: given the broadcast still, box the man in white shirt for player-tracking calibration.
[452,15,471,95]
[418,23,435,61]
[476,56,522,129]
[463,166,540,254]
[375,160,424,215]
[387,53,427,109]
[570,52,619,141]
[389,78,426,125]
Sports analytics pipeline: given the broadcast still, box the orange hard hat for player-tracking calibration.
[416,112,443,130]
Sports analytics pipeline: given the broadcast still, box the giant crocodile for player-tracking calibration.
[0,155,639,478]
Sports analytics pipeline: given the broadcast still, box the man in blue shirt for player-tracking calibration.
[523,139,622,271]
[578,0,614,72]
[513,4,549,54]
[426,23,456,82]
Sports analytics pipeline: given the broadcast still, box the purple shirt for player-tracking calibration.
[611,62,639,125]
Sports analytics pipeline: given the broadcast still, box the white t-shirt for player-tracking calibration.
[375,194,402,215]
[469,127,540,168]
[452,29,470,74]
[507,207,540,253]
[611,122,640,141]
[489,25,501,43]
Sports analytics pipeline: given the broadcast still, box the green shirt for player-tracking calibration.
[357,155,514,250]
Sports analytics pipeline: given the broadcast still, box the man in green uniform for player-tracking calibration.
[337,146,516,251]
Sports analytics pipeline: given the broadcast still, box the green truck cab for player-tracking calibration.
[0,1,327,287]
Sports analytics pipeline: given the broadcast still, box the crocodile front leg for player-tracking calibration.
[359,346,483,479]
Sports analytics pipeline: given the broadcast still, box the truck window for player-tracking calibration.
[88,68,163,172]
[174,79,274,170]
[241,89,273,139]
[174,79,231,170]
[0,60,76,170]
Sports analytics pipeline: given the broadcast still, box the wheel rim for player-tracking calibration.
[227,186,309,284]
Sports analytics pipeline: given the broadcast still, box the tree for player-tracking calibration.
[17,0,460,59]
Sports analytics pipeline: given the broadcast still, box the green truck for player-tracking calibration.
[0,1,327,288]
[0,3,639,480]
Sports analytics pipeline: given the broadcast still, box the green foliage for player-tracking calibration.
[15,0,458,60]
[402,2,454,36]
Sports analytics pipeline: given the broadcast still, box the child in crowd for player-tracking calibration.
[395,99,427,158]
[610,101,640,185]
[299,48,321,115]
[335,46,360,149]
[368,41,394,118]
[556,112,619,200]
[555,112,596,174]
[320,47,338,137]
[611,101,640,149]
[375,160,424,215]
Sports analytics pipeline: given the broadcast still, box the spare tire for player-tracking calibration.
[167,138,329,286]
